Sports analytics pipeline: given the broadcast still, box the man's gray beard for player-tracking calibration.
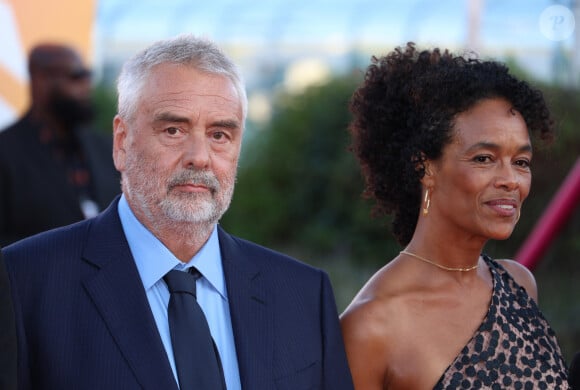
[123,155,235,227]
[159,170,234,225]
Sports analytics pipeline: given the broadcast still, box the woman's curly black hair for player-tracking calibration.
[349,42,554,246]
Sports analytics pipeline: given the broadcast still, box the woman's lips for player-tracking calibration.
[486,199,518,217]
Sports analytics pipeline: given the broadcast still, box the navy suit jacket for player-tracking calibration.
[3,199,354,389]
[0,250,17,390]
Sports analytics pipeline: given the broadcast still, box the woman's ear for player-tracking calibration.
[420,158,436,188]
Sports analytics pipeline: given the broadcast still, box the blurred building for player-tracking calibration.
[91,0,579,130]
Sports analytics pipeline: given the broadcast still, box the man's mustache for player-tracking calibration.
[167,170,220,194]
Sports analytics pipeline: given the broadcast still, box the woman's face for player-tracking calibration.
[427,98,532,242]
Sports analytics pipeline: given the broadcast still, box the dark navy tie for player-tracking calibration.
[164,268,226,389]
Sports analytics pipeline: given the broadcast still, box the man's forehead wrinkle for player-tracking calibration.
[152,90,238,104]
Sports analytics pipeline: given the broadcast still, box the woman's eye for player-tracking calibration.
[474,155,491,163]
[515,159,531,168]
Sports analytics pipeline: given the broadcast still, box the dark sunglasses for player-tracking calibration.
[67,68,92,81]
[47,67,92,81]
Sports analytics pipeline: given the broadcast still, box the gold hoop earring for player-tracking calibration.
[422,189,431,215]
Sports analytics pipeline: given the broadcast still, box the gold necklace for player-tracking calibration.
[400,250,479,272]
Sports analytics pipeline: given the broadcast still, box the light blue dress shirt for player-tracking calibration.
[118,195,241,390]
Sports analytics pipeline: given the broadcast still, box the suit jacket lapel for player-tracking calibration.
[81,201,177,390]
[219,227,274,389]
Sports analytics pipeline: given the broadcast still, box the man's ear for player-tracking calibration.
[112,115,127,172]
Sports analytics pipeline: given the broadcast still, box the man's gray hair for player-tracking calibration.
[116,34,247,120]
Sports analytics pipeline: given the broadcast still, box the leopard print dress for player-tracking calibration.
[434,256,569,389]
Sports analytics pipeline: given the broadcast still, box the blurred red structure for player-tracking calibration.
[515,157,580,270]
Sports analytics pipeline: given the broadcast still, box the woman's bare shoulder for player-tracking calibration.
[341,260,412,343]
[495,258,538,301]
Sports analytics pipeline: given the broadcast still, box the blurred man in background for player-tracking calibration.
[0,43,119,246]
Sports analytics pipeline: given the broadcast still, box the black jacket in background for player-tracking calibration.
[0,113,120,246]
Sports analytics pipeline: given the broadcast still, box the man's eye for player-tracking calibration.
[212,131,228,141]
[166,127,179,135]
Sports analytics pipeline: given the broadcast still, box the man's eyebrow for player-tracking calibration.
[153,112,190,124]
[211,119,241,129]
[152,113,240,128]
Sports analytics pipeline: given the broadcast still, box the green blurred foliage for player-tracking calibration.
[221,74,400,263]
[91,82,118,135]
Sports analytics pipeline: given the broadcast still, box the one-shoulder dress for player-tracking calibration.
[434,255,569,389]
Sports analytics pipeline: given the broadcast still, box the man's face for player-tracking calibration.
[113,63,244,229]
[46,56,94,126]
[47,87,94,127]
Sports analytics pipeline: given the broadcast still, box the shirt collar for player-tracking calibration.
[117,194,227,300]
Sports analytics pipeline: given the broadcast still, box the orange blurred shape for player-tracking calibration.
[1,0,95,118]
